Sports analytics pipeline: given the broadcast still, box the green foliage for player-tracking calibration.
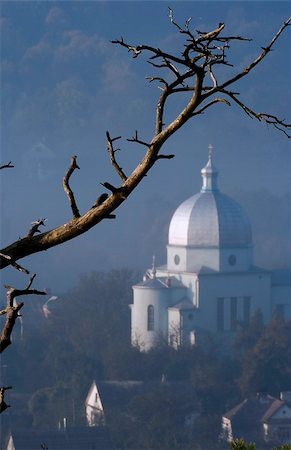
[229,441,291,450]
[234,309,265,355]
[28,383,75,428]
[238,316,291,395]
[273,445,291,450]
[229,438,256,450]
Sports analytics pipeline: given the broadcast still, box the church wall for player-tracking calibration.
[167,245,220,272]
[131,286,186,351]
[168,309,181,348]
[167,246,188,271]
[168,245,253,273]
[156,269,199,306]
[219,247,253,272]
[196,272,272,332]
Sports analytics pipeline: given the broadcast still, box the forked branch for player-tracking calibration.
[63,156,81,218]
[0,162,14,170]
[0,275,47,353]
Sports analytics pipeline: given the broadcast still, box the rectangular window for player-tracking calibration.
[230,297,237,331]
[217,297,224,332]
[243,296,251,324]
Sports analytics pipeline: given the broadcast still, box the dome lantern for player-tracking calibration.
[201,144,218,192]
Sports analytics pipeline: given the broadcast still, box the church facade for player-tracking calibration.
[130,152,291,351]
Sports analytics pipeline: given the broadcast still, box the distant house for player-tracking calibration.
[85,379,198,428]
[85,381,105,426]
[222,392,291,446]
[5,426,112,450]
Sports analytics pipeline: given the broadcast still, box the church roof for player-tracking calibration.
[134,276,185,289]
[168,153,252,248]
[169,298,196,310]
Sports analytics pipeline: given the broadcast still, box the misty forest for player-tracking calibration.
[0,2,291,450]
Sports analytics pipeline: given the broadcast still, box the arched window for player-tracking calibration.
[147,305,155,331]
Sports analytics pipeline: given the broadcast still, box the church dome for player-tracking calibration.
[168,152,252,248]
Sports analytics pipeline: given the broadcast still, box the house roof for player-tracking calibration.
[262,399,288,423]
[5,426,112,450]
[223,394,288,425]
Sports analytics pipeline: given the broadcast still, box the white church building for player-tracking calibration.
[130,151,291,351]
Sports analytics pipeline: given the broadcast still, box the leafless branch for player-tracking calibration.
[0,253,29,274]
[156,154,175,160]
[191,98,231,116]
[127,131,150,147]
[26,218,47,238]
[0,162,14,170]
[0,275,46,353]
[223,90,291,138]
[63,156,81,218]
[106,131,127,182]
[0,386,12,413]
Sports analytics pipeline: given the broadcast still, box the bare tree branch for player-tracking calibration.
[26,218,47,238]
[0,386,12,413]
[191,98,231,116]
[106,131,127,182]
[0,253,29,274]
[0,162,14,170]
[127,131,150,147]
[63,156,81,218]
[0,275,46,353]
[222,90,291,138]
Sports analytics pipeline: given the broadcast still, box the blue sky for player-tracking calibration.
[1,1,290,292]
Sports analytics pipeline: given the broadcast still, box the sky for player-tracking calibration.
[0,1,290,294]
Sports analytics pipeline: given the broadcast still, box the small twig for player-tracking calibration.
[63,156,81,218]
[223,90,291,138]
[127,131,150,147]
[0,162,14,170]
[0,386,12,413]
[26,218,47,238]
[156,154,175,160]
[0,253,29,274]
[191,98,231,116]
[106,132,127,182]
[100,181,119,194]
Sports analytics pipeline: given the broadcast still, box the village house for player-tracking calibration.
[222,391,291,446]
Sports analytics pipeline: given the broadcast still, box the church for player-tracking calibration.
[130,150,291,351]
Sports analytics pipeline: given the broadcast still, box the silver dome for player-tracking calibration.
[168,191,252,247]
[168,154,252,248]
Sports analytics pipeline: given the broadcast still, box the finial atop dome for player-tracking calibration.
[201,144,218,192]
[151,255,157,279]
